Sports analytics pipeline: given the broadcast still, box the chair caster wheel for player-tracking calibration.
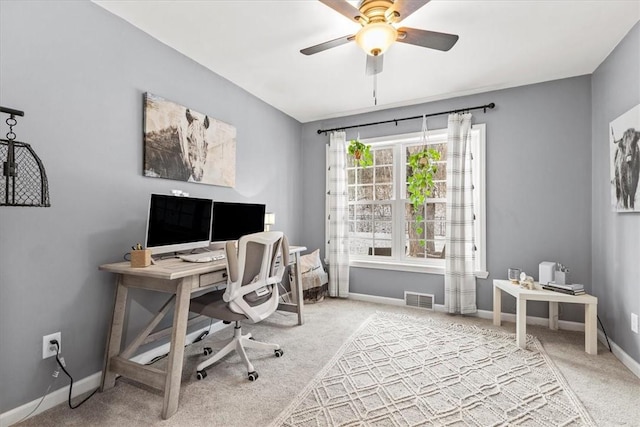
[274,349,284,357]
[248,371,259,381]
[196,370,207,380]
[203,347,212,356]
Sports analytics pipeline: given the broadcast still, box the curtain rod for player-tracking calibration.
[0,106,25,117]
[316,102,495,135]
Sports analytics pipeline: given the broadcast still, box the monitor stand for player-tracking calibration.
[208,242,226,252]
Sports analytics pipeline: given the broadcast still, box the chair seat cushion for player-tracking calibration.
[190,289,247,322]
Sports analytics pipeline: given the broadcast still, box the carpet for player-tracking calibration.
[270,312,595,427]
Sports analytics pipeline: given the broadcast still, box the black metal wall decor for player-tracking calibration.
[0,106,50,207]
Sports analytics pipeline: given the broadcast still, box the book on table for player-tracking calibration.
[542,285,585,295]
[548,282,584,291]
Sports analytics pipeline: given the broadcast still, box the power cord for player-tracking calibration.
[146,319,214,366]
[50,340,99,409]
[597,315,612,352]
[13,369,59,424]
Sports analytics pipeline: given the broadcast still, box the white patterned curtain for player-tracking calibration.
[327,131,350,297]
[444,113,477,314]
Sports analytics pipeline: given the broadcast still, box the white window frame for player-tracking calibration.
[338,125,487,277]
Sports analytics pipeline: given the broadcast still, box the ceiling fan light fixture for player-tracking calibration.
[355,22,397,56]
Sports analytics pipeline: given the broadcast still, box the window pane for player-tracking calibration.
[348,202,393,257]
[406,144,427,156]
[347,169,355,184]
[370,242,392,256]
[357,167,373,184]
[356,220,372,233]
[374,166,392,184]
[375,184,392,201]
[374,221,392,234]
[434,162,446,180]
[355,204,372,220]
[432,142,447,159]
[374,204,392,220]
[431,182,447,198]
[357,185,373,201]
[375,148,393,165]
[348,186,355,201]
[425,202,446,220]
[350,238,369,255]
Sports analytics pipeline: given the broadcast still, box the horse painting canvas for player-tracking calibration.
[143,93,236,187]
[610,104,640,212]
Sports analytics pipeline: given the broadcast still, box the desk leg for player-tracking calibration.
[292,251,304,325]
[101,275,128,391]
[161,280,191,419]
[493,286,502,326]
[549,301,559,330]
[585,303,598,355]
[516,297,527,350]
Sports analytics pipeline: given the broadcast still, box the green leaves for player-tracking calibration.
[347,140,373,167]
[407,148,441,247]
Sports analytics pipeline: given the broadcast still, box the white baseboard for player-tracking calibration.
[348,292,639,379]
[597,330,640,378]
[0,321,231,427]
[0,372,102,427]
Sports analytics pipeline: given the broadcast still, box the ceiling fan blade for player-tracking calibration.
[300,34,355,55]
[318,0,363,23]
[365,54,384,76]
[396,27,459,51]
[386,0,430,22]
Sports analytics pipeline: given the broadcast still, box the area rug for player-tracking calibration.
[270,312,595,427]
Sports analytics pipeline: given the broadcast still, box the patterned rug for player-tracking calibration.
[270,312,594,427]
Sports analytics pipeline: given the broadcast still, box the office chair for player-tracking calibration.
[190,231,289,381]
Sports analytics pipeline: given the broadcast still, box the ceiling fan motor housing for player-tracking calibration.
[358,0,400,24]
[356,0,399,56]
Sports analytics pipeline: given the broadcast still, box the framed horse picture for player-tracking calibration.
[143,93,236,187]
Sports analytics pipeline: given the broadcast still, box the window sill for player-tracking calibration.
[350,259,445,275]
[349,259,489,279]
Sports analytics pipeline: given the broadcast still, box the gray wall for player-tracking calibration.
[0,1,302,412]
[591,22,640,363]
[302,76,593,321]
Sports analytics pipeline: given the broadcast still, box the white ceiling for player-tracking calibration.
[93,0,640,123]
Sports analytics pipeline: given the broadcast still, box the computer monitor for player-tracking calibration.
[144,194,213,255]
[211,201,266,242]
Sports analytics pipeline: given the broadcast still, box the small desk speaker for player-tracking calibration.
[539,262,556,285]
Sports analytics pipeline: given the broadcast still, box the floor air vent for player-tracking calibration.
[404,291,434,310]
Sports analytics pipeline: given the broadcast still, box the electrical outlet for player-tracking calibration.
[42,332,61,359]
[632,313,638,334]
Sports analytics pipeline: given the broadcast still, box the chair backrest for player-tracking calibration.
[223,231,289,323]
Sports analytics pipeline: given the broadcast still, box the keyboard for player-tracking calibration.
[179,252,225,263]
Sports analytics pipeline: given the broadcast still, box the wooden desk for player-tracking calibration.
[492,279,598,355]
[99,246,306,420]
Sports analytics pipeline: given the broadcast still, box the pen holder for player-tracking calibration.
[130,249,152,268]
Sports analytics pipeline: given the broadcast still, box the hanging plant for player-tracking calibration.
[407,148,441,246]
[347,139,373,167]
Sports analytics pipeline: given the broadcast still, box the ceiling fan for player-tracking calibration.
[301,0,459,76]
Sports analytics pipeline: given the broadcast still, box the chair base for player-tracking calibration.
[196,322,282,381]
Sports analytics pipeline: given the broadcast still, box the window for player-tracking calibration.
[344,125,486,276]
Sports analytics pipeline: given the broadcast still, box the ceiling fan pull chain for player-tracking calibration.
[373,73,378,105]
[422,114,429,143]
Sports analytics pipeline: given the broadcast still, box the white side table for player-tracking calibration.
[492,279,598,354]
